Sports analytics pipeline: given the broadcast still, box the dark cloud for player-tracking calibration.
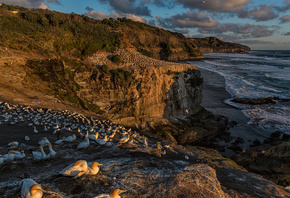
[99,0,151,16]
[0,0,59,9]
[280,15,290,23]
[197,23,279,38]
[158,11,218,29]
[176,0,251,12]
[238,5,278,21]
[85,6,94,12]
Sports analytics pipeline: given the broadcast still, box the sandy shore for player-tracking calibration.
[199,68,267,156]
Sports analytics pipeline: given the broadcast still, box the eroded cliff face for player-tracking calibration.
[75,50,203,129]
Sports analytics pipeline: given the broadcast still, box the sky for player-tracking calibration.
[1,0,290,50]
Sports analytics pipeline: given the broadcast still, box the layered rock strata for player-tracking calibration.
[76,50,203,129]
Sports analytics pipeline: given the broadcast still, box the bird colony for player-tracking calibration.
[0,101,157,197]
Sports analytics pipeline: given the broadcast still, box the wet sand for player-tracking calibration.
[199,68,266,156]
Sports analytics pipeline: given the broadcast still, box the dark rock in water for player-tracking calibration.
[232,97,290,105]
[232,140,290,189]
[251,139,261,147]
[234,137,245,145]
[227,145,243,153]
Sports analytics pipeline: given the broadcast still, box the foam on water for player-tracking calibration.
[188,50,290,136]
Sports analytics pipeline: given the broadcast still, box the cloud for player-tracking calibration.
[0,0,59,9]
[284,32,290,35]
[280,15,290,23]
[176,0,251,12]
[85,10,147,23]
[199,23,279,38]
[85,6,94,12]
[158,11,218,29]
[99,0,151,16]
[238,5,278,21]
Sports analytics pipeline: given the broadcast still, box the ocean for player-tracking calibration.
[188,50,290,137]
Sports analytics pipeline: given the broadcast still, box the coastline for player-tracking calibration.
[199,68,266,156]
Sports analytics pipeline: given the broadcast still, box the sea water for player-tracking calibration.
[188,50,290,136]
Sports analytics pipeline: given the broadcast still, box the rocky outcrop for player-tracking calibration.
[189,37,250,53]
[232,138,290,188]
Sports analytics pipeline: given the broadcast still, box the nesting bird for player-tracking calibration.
[21,178,43,198]
[7,141,19,149]
[59,160,88,178]
[32,145,47,160]
[93,189,127,198]
[63,134,76,143]
[87,162,103,175]
[77,137,90,149]
[38,137,50,147]
[2,150,15,162]
[14,150,26,159]
[46,143,56,159]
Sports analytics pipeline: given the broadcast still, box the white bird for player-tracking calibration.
[55,137,65,145]
[25,136,30,141]
[21,178,43,198]
[46,143,56,159]
[59,160,88,178]
[87,162,103,175]
[118,135,130,145]
[32,146,47,160]
[88,132,99,141]
[77,137,90,149]
[38,137,50,147]
[63,134,76,143]
[95,135,108,145]
[33,126,38,134]
[93,189,127,198]
[7,141,19,149]
[14,150,26,159]
[2,150,15,162]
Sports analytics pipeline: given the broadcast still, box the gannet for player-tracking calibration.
[21,178,43,198]
[32,146,47,160]
[88,132,99,141]
[3,150,15,162]
[55,137,65,145]
[87,162,103,175]
[59,160,88,178]
[14,150,26,159]
[25,136,30,141]
[38,137,50,147]
[7,141,19,149]
[46,143,56,159]
[53,128,60,135]
[93,189,127,198]
[77,137,90,149]
[33,126,38,134]
[95,135,108,145]
[118,135,130,145]
[64,134,76,142]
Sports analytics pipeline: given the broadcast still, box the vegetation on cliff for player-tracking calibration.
[0,4,204,61]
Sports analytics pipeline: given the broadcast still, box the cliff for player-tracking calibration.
[189,37,251,53]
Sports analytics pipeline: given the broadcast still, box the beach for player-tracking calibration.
[199,68,266,156]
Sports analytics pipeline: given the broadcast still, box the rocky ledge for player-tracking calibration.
[0,102,289,198]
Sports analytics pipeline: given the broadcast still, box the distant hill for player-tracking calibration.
[189,37,251,53]
[0,4,204,61]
